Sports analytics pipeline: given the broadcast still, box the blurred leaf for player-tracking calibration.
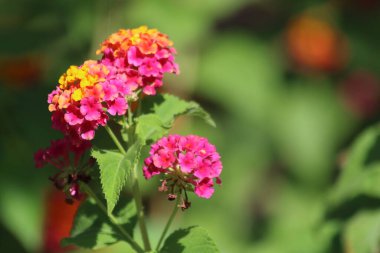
[248,183,339,253]
[199,33,283,126]
[343,211,380,253]
[0,184,43,252]
[160,226,219,253]
[330,125,380,206]
[92,144,139,214]
[62,197,137,249]
[0,222,28,253]
[270,83,354,187]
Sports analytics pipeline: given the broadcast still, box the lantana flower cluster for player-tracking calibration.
[34,137,92,201]
[97,26,179,96]
[36,26,223,208]
[143,135,222,208]
[48,26,178,141]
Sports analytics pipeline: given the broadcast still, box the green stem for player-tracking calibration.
[155,195,181,251]
[127,101,135,144]
[132,149,152,251]
[80,182,144,253]
[105,125,126,155]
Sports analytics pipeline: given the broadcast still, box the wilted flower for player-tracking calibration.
[34,137,92,201]
[143,135,222,209]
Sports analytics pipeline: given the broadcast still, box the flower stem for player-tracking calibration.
[132,168,152,251]
[104,125,126,155]
[155,195,181,251]
[80,182,144,253]
[127,101,135,144]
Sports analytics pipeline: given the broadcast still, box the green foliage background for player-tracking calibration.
[1,0,380,252]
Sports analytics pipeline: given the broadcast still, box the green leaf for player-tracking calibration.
[182,101,216,127]
[136,94,215,144]
[142,94,215,126]
[160,226,219,253]
[92,144,140,214]
[152,94,215,127]
[62,197,137,249]
[329,125,380,206]
[135,114,168,144]
[343,211,380,253]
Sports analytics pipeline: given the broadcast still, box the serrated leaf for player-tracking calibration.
[62,197,137,249]
[153,94,215,127]
[135,94,215,144]
[92,144,140,214]
[135,114,168,144]
[343,211,380,253]
[160,226,219,253]
[330,125,380,206]
[183,101,216,127]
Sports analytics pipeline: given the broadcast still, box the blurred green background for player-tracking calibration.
[1,0,380,252]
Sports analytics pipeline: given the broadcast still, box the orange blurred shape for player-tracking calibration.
[339,71,380,118]
[285,15,348,72]
[0,56,41,88]
[43,188,81,253]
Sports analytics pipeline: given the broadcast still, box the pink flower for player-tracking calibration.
[155,49,171,59]
[80,97,103,121]
[142,85,156,95]
[152,149,175,168]
[102,82,119,101]
[178,152,196,173]
[143,157,161,179]
[47,60,132,142]
[79,121,97,140]
[139,59,162,77]
[143,135,222,208]
[127,46,144,66]
[64,105,84,126]
[107,97,128,116]
[195,178,214,199]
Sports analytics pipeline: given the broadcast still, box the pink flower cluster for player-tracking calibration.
[97,26,179,96]
[47,27,178,142]
[143,135,222,204]
[48,60,133,142]
[34,138,92,201]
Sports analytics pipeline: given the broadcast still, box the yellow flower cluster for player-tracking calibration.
[57,61,109,102]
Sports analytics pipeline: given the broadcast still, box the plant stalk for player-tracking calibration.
[132,167,152,251]
[104,125,126,155]
[155,195,181,251]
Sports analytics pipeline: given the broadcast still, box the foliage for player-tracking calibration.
[2,1,380,253]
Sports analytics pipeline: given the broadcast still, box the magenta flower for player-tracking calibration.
[127,46,144,66]
[194,178,214,199]
[139,58,162,77]
[64,105,84,126]
[97,26,179,96]
[80,97,103,121]
[107,97,128,116]
[143,135,222,209]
